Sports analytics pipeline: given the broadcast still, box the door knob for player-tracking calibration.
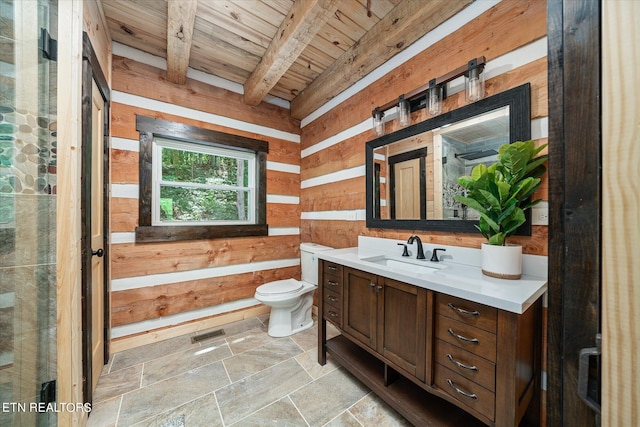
[91,248,104,258]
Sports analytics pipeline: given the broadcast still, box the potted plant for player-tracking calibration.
[455,140,548,279]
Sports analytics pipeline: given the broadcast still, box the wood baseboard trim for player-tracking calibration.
[110,304,271,353]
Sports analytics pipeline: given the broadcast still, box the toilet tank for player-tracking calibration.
[300,242,333,285]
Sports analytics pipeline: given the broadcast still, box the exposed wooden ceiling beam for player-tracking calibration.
[243,0,340,106]
[290,0,473,120]
[166,0,198,84]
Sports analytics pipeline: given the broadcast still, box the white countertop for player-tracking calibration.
[317,245,547,314]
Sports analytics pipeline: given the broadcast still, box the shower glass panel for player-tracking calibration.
[0,0,58,425]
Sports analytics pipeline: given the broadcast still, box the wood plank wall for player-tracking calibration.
[109,56,301,339]
[300,0,548,254]
[299,0,549,423]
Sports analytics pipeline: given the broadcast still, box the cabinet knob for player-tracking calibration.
[327,311,338,318]
[327,280,338,287]
[327,295,338,302]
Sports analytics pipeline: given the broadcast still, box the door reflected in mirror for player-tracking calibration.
[375,107,508,221]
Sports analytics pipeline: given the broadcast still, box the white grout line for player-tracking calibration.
[300,165,365,189]
[113,90,300,144]
[266,194,299,204]
[111,258,300,291]
[111,299,264,338]
[114,395,123,427]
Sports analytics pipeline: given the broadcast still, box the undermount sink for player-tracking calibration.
[361,255,446,275]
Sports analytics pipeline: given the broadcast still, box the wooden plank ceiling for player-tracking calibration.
[101,0,473,120]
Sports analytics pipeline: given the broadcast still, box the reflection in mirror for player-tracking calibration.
[437,106,509,220]
[366,83,531,234]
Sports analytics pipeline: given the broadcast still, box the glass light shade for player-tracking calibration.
[427,85,443,116]
[465,67,485,102]
[398,96,411,128]
[372,108,385,136]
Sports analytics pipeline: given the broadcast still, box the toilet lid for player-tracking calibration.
[256,279,303,295]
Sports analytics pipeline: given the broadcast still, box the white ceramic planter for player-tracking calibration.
[481,243,522,280]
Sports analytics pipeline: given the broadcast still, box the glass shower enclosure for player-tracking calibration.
[0,0,58,425]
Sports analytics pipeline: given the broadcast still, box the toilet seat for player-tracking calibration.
[255,278,303,296]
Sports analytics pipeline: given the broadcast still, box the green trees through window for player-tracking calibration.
[158,145,251,223]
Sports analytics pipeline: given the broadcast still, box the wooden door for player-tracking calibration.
[343,267,378,350]
[394,158,421,219]
[378,278,427,381]
[81,33,110,404]
[90,79,105,391]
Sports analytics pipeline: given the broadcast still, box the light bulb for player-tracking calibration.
[372,108,385,136]
[427,83,443,116]
[398,96,411,128]
[465,63,485,102]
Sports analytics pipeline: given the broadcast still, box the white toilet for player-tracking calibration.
[254,242,333,337]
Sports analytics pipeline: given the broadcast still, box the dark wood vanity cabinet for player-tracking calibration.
[318,260,542,427]
[342,267,428,381]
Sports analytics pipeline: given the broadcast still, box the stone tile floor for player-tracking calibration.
[87,314,412,426]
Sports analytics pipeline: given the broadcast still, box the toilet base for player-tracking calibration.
[266,292,314,337]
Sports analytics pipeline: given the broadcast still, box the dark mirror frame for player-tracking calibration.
[366,83,531,234]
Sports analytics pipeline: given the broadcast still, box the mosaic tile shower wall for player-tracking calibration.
[0,107,57,197]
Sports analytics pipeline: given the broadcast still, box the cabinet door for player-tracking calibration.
[343,267,378,350]
[378,278,428,381]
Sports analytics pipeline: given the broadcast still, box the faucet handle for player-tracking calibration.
[397,243,410,257]
[431,248,446,262]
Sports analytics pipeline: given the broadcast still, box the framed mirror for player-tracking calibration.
[366,83,531,234]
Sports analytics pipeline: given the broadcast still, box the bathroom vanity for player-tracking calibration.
[317,237,547,427]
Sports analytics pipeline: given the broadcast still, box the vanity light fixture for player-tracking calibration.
[427,79,443,116]
[398,95,411,128]
[372,107,385,136]
[465,58,485,102]
[371,57,486,135]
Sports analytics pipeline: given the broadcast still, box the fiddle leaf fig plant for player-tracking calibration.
[454,140,548,246]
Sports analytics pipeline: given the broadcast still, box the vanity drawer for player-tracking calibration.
[434,339,495,392]
[323,262,343,276]
[323,304,341,327]
[324,288,342,310]
[435,294,497,333]
[434,363,495,421]
[323,274,342,294]
[435,315,497,362]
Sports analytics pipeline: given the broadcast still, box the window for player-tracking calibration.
[154,139,256,225]
[135,116,268,242]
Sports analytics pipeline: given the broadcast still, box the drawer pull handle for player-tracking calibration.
[448,303,479,316]
[370,282,376,288]
[327,295,338,302]
[446,379,478,400]
[448,328,479,344]
[328,265,337,271]
[327,280,338,287]
[447,354,478,371]
[327,311,339,318]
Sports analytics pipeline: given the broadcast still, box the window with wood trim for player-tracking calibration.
[135,116,268,242]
